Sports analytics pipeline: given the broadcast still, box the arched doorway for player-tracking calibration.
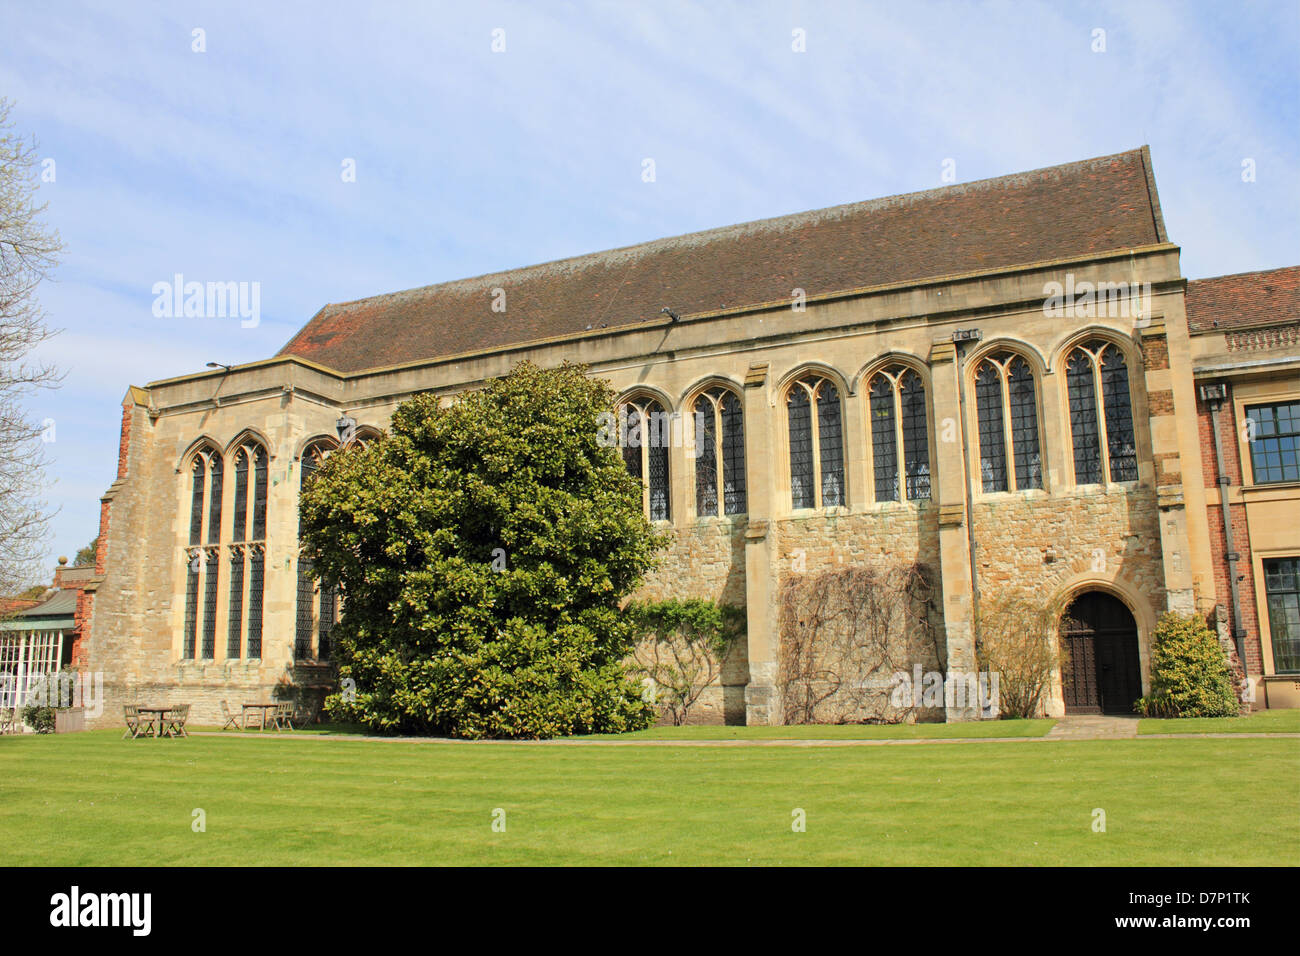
[1060,592,1142,714]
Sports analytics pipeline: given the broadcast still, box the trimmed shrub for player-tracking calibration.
[20,704,55,733]
[1136,612,1239,718]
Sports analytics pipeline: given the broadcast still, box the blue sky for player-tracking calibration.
[0,0,1297,575]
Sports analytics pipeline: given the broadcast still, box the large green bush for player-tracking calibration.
[1136,612,1239,718]
[299,361,664,738]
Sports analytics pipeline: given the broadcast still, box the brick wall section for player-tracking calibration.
[1141,336,1170,370]
[1147,389,1175,417]
[1197,389,1265,674]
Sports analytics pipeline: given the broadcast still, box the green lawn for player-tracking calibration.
[1,731,1295,865]
[1138,709,1300,735]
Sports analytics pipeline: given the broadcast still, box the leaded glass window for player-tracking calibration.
[693,387,746,517]
[870,375,897,502]
[232,450,249,541]
[975,362,1007,493]
[1066,340,1138,484]
[1247,402,1300,484]
[869,366,931,503]
[787,374,844,510]
[182,445,221,659]
[247,550,263,659]
[222,437,269,662]
[974,352,1042,492]
[183,560,199,659]
[202,550,219,658]
[252,447,268,540]
[296,439,339,660]
[227,551,245,659]
[206,455,223,544]
[1068,350,1100,483]
[1265,557,1300,673]
[788,386,814,509]
[188,456,205,546]
[619,397,672,522]
[900,371,931,500]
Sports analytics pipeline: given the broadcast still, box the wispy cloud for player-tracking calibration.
[0,0,1296,568]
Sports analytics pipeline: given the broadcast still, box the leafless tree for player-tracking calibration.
[0,97,63,600]
[975,590,1070,718]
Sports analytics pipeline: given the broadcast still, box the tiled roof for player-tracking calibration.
[1185,265,1300,332]
[278,147,1168,374]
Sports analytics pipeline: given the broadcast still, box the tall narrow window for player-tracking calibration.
[900,371,931,500]
[975,363,1007,492]
[870,375,897,501]
[181,445,221,659]
[188,456,206,546]
[693,386,746,517]
[974,352,1042,492]
[247,549,263,659]
[1264,557,1300,674]
[202,550,219,659]
[619,397,672,522]
[787,374,844,509]
[252,447,267,540]
[297,439,341,660]
[868,366,931,502]
[1066,340,1138,484]
[183,558,199,660]
[1101,347,1137,481]
[227,550,245,659]
[206,456,223,544]
[1067,350,1101,484]
[225,437,268,661]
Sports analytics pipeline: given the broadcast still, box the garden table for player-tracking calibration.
[137,707,172,738]
[242,703,277,731]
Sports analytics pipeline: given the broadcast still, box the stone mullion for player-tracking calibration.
[1092,353,1113,486]
[809,383,823,509]
[893,378,907,501]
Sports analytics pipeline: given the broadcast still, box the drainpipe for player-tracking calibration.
[1200,381,1249,680]
[953,329,984,713]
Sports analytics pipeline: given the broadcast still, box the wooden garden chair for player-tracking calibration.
[163,703,190,738]
[122,704,155,739]
[269,701,295,732]
[220,700,244,731]
[0,707,17,735]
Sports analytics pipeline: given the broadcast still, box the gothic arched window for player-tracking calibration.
[182,444,222,659]
[296,439,341,660]
[692,386,746,517]
[974,352,1043,493]
[1067,340,1138,484]
[868,366,931,502]
[619,396,672,522]
[226,437,268,659]
[787,374,845,510]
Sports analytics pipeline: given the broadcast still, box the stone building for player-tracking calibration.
[77,147,1300,727]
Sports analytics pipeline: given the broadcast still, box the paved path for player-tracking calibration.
[190,725,1298,747]
[1044,715,1140,740]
